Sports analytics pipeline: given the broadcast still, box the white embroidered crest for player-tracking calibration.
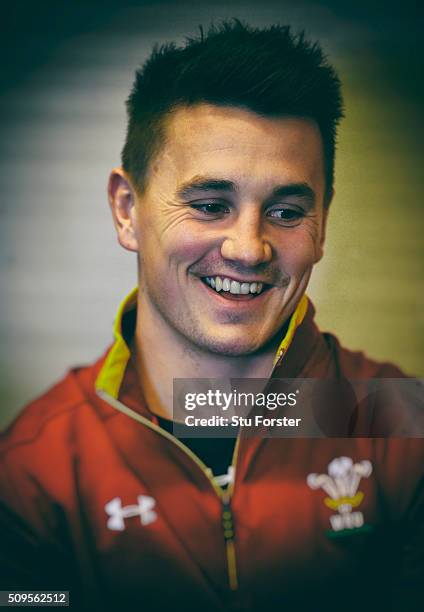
[307,456,372,532]
[105,495,157,531]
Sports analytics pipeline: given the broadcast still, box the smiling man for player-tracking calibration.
[1,21,422,612]
[109,104,328,415]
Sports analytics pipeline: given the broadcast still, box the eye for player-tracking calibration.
[190,201,230,216]
[267,207,304,225]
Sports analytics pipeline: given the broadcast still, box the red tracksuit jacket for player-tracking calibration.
[1,292,423,611]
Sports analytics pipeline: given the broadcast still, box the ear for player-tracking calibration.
[108,168,139,252]
[315,188,333,263]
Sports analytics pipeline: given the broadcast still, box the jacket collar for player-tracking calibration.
[95,287,138,399]
[95,287,310,401]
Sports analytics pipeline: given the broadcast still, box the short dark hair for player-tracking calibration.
[122,20,344,200]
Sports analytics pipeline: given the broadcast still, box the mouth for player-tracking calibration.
[201,275,272,301]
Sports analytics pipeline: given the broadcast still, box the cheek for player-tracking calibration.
[163,220,219,266]
[276,231,318,275]
[171,234,211,263]
[143,222,216,273]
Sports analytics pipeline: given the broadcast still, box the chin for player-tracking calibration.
[194,332,267,357]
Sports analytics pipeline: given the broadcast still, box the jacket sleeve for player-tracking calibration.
[390,474,424,611]
[0,456,80,597]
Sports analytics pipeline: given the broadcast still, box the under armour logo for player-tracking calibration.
[105,495,157,531]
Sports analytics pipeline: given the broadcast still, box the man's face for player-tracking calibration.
[127,104,328,356]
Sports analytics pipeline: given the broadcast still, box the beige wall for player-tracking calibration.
[309,53,423,376]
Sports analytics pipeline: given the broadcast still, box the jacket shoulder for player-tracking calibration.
[0,352,109,455]
[322,331,408,378]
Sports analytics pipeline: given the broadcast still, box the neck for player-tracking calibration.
[133,289,284,419]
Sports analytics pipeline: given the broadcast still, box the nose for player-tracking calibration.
[220,210,272,267]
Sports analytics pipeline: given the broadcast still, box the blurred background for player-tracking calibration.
[1,0,423,427]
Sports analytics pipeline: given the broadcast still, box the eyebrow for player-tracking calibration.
[176,176,315,204]
[269,183,316,203]
[176,177,237,199]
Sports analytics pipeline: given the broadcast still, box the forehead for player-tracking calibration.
[153,104,325,194]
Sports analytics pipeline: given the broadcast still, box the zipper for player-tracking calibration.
[97,389,240,591]
[220,480,239,590]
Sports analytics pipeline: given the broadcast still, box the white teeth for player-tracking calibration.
[204,276,266,296]
[230,281,240,294]
[222,278,231,292]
